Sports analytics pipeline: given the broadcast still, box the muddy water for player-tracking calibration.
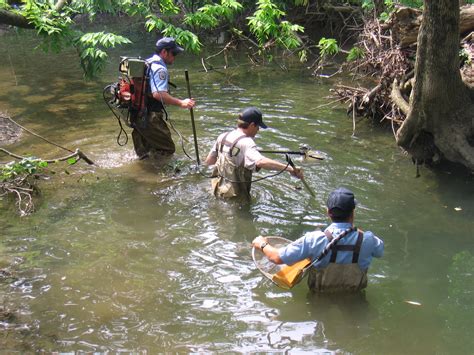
[0,30,473,353]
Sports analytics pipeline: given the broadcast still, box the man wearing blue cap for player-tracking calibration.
[252,187,384,292]
[205,107,304,199]
[132,37,196,159]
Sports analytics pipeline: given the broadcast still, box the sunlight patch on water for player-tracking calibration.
[94,150,137,168]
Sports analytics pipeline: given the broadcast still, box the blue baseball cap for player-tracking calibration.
[155,37,184,54]
[239,107,268,128]
[327,187,357,216]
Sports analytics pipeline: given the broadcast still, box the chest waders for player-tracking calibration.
[211,132,253,199]
[307,229,368,293]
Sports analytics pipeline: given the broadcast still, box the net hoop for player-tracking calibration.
[252,236,294,289]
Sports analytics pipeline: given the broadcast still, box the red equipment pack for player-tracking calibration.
[103,56,165,145]
[115,57,149,120]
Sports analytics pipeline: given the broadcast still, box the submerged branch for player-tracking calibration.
[0,148,89,164]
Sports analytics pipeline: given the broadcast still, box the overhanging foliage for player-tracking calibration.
[0,0,309,78]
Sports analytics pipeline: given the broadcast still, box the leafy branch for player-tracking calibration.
[184,0,242,29]
[146,15,202,53]
[74,31,132,78]
[247,0,305,61]
[0,0,330,77]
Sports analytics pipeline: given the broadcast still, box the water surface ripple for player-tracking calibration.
[0,32,473,353]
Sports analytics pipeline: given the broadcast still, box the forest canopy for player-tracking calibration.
[0,0,445,78]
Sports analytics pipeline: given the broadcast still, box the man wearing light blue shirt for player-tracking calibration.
[252,187,384,292]
[131,37,196,159]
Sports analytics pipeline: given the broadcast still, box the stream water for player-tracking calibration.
[1,29,473,353]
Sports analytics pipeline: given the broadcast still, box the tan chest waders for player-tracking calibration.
[211,132,253,199]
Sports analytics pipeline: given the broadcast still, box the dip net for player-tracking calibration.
[252,236,311,289]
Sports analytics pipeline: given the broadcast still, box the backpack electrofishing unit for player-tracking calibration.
[103,57,166,145]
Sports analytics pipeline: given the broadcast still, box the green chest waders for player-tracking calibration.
[307,230,368,293]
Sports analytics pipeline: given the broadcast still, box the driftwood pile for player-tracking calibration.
[0,166,37,216]
[0,113,94,216]
[331,5,474,135]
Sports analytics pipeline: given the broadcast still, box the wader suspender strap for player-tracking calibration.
[218,132,231,153]
[352,230,363,263]
[325,228,363,263]
[217,132,247,157]
[304,227,356,272]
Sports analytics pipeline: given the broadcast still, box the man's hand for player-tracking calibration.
[180,98,196,109]
[290,167,304,180]
[252,236,268,250]
[252,235,284,264]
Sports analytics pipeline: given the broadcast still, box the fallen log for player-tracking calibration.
[389,4,474,47]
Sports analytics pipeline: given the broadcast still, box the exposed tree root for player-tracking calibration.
[330,9,474,140]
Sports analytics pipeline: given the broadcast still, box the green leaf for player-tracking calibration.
[184,0,242,29]
[347,46,365,61]
[317,37,340,58]
[379,12,390,22]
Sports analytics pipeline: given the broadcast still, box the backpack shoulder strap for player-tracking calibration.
[305,227,355,270]
[218,133,247,157]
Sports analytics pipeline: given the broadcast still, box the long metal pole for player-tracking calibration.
[259,149,324,160]
[184,70,200,165]
[259,150,305,155]
[286,155,316,197]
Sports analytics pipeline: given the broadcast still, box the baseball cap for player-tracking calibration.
[239,107,268,128]
[326,187,357,217]
[155,37,184,54]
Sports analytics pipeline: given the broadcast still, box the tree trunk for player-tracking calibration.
[395,0,474,170]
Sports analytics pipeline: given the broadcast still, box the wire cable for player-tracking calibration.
[5,116,74,153]
[194,159,291,183]
[102,85,129,146]
[150,60,195,162]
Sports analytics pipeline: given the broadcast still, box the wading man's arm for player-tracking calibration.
[252,236,284,264]
[153,91,195,109]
